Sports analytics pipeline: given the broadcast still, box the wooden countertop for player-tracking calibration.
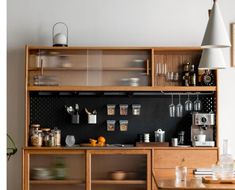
[156,178,235,190]
[23,146,219,150]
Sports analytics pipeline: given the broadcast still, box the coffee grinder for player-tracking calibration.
[191,112,215,147]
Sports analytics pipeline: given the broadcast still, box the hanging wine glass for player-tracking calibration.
[169,94,175,117]
[185,94,193,111]
[193,94,202,111]
[176,95,183,117]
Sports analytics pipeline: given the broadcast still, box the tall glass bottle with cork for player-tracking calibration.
[220,139,234,179]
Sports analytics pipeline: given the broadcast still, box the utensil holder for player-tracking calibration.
[88,114,97,124]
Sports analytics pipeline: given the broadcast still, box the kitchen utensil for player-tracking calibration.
[176,95,183,117]
[178,131,185,145]
[169,94,175,117]
[185,94,193,111]
[31,168,53,180]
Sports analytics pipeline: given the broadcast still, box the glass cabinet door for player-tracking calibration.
[87,150,151,190]
[24,149,85,190]
[27,48,152,87]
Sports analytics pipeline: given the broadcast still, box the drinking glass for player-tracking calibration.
[65,135,75,147]
[169,94,175,117]
[175,166,187,182]
[176,95,183,117]
[193,95,202,111]
[185,94,193,111]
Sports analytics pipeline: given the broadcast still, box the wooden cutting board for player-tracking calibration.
[202,176,235,184]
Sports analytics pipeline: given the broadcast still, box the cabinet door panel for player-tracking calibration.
[154,149,218,169]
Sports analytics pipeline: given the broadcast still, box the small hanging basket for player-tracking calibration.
[52,22,68,47]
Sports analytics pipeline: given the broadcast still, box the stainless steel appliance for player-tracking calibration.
[191,112,215,147]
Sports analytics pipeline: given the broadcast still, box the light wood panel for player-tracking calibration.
[153,149,218,169]
[91,180,146,185]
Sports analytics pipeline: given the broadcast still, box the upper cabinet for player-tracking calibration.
[25,45,216,91]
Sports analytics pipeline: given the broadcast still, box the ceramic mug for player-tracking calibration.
[193,134,206,142]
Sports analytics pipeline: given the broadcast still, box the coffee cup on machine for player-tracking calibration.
[193,134,206,142]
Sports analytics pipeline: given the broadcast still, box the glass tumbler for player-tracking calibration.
[175,166,187,182]
[65,135,75,147]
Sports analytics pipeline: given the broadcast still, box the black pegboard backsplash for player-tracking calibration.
[30,92,215,145]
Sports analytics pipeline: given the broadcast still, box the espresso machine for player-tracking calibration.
[191,112,215,147]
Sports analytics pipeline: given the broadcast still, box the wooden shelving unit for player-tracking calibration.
[23,45,219,190]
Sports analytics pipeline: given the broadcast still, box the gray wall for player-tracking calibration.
[7,0,235,189]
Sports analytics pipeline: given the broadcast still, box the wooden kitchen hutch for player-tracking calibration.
[23,45,219,190]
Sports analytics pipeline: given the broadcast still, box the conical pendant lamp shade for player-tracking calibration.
[201,1,231,48]
[198,48,227,70]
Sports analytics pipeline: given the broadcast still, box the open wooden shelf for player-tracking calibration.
[91,180,146,185]
[30,179,84,185]
[27,85,216,92]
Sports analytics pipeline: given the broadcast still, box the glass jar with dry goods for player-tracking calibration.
[42,128,54,147]
[30,129,43,147]
[30,124,41,136]
[52,127,61,146]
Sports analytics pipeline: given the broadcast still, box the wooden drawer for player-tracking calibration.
[153,149,218,169]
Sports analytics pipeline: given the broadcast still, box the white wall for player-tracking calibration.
[7,0,235,189]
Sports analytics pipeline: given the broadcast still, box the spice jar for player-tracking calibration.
[42,128,51,147]
[132,104,141,115]
[48,132,55,147]
[107,104,116,115]
[52,127,61,146]
[107,120,116,131]
[119,104,128,116]
[31,129,43,147]
[119,120,128,131]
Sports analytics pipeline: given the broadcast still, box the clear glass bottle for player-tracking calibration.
[220,139,234,179]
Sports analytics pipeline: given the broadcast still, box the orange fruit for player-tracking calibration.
[98,136,106,144]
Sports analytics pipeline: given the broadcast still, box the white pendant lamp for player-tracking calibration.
[201,0,231,48]
[198,48,227,70]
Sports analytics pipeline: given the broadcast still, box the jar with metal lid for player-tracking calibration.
[48,132,55,147]
[42,128,51,147]
[52,127,61,146]
[30,129,43,147]
[30,124,40,136]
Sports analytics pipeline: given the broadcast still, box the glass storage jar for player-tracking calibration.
[52,127,61,146]
[30,129,43,147]
[42,128,51,147]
